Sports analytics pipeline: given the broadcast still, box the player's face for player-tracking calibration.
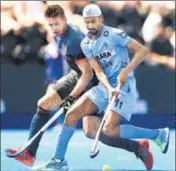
[46,16,67,36]
[84,16,103,35]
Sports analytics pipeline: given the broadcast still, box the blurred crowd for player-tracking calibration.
[1,1,51,64]
[1,1,175,69]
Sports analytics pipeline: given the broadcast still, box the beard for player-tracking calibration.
[88,28,98,35]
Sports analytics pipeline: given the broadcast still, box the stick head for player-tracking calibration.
[89,149,99,158]
[5,147,23,158]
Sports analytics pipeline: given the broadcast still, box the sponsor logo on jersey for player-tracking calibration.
[95,51,112,59]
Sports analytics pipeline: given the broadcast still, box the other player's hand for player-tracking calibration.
[63,95,75,114]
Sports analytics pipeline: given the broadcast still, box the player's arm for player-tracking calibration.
[80,40,118,99]
[63,57,93,113]
[118,39,149,85]
[70,58,93,98]
[88,58,117,97]
[127,39,149,71]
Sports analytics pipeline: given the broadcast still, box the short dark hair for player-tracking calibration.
[45,5,65,18]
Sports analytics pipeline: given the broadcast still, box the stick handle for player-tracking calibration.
[23,107,64,150]
[90,84,120,154]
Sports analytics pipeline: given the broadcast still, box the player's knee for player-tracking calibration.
[38,97,44,107]
[37,97,50,111]
[37,91,60,111]
[102,125,120,137]
[84,126,95,139]
[37,98,51,114]
[64,111,79,126]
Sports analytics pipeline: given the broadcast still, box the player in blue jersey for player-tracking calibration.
[6,4,148,169]
[34,4,170,171]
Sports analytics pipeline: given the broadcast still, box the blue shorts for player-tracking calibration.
[85,77,136,121]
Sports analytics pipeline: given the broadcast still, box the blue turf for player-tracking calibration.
[1,129,175,171]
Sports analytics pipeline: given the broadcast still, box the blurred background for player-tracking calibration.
[1,1,175,129]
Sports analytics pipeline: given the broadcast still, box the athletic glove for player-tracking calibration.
[63,95,75,114]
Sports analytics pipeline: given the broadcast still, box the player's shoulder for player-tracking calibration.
[106,26,129,41]
[68,24,85,39]
[104,25,125,35]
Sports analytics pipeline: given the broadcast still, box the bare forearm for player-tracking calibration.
[125,47,148,73]
[96,72,112,91]
[70,73,93,98]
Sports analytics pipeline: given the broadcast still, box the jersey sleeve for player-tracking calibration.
[80,40,94,60]
[112,29,132,47]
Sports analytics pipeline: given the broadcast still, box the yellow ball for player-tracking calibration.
[102,164,111,171]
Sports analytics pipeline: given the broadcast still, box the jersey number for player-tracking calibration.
[115,99,123,109]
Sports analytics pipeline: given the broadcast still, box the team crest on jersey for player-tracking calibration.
[103,31,109,37]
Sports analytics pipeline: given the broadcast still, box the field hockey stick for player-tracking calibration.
[5,102,65,158]
[89,85,120,158]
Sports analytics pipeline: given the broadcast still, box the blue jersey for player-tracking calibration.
[81,25,134,84]
[45,53,63,84]
[54,24,86,75]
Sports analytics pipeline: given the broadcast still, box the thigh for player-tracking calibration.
[51,70,78,100]
[46,82,56,93]
[64,94,99,127]
[66,94,99,121]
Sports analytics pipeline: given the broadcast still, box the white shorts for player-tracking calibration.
[85,77,136,121]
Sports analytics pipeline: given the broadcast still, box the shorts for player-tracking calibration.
[52,70,99,100]
[85,77,136,121]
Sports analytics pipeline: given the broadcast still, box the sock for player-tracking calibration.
[54,125,75,160]
[120,124,159,140]
[26,107,50,156]
[100,132,140,153]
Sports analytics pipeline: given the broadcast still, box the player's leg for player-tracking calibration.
[83,115,169,154]
[82,82,152,170]
[27,88,61,155]
[83,115,140,153]
[28,71,79,154]
[120,125,159,139]
[6,71,78,166]
[82,84,144,153]
[83,115,101,139]
[34,93,99,170]
[119,124,170,153]
[117,78,170,153]
[114,86,169,153]
[102,110,153,170]
[6,88,61,167]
